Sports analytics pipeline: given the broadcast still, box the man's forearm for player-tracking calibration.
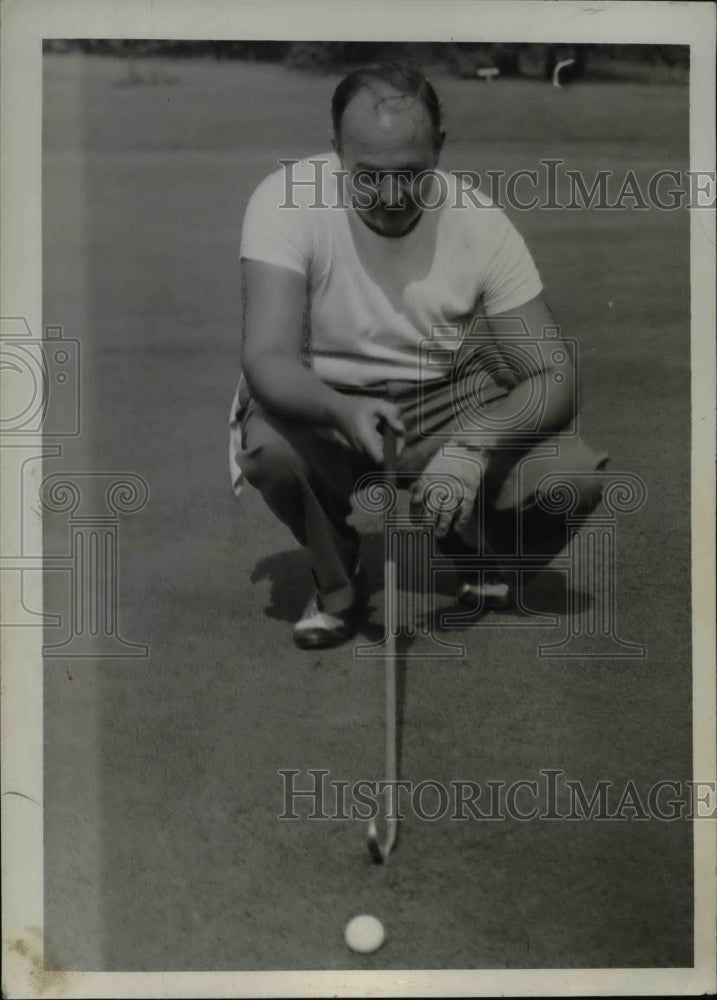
[242,353,345,427]
[450,369,576,451]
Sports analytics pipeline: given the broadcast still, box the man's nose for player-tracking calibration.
[377,175,409,209]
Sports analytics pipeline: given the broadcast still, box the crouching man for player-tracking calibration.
[230,63,607,649]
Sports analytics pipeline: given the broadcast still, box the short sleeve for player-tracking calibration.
[240,166,311,277]
[480,211,543,316]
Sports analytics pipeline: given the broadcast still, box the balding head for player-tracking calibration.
[331,65,445,236]
[338,80,437,166]
[331,63,443,153]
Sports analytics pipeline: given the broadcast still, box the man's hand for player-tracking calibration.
[332,395,405,464]
[409,446,490,538]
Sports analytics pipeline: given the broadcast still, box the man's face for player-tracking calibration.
[334,83,443,237]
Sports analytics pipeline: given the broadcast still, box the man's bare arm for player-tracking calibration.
[410,293,575,534]
[240,259,403,462]
[240,259,338,423]
[454,292,576,449]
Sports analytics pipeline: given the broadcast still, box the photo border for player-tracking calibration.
[1,1,715,996]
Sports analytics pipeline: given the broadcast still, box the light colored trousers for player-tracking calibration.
[229,373,608,613]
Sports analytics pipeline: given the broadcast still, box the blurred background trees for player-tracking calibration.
[42,39,689,83]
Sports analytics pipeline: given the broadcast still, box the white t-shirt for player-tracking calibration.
[240,151,543,388]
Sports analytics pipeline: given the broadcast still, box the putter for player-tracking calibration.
[367,425,399,864]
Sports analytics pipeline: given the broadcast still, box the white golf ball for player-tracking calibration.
[344,914,385,953]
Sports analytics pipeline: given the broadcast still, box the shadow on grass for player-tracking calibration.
[250,530,385,626]
[250,529,592,626]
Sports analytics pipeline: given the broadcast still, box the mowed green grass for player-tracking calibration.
[43,54,692,972]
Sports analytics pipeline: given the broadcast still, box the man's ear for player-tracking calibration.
[435,130,447,159]
[331,134,342,160]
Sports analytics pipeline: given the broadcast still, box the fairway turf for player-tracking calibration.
[43,53,692,971]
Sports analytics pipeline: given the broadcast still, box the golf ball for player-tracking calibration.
[344,914,385,953]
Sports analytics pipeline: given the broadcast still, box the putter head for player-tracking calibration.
[367,819,385,864]
[367,817,398,864]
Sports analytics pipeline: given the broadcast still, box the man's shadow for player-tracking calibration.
[251,530,387,637]
[250,529,591,628]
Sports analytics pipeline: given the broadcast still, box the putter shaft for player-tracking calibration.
[367,426,399,863]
